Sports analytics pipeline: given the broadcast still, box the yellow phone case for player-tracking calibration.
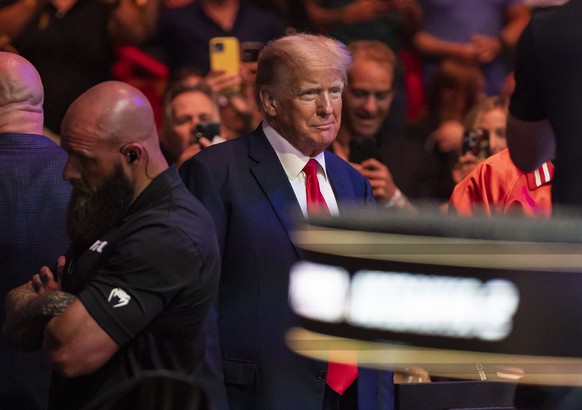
[209,37,240,76]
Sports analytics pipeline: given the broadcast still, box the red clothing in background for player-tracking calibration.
[449,149,553,218]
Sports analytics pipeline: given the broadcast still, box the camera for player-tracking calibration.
[241,41,264,63]
[462,129,490,159]
[194,122,220,146]
[212,42,224,52]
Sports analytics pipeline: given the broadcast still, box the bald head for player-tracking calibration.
[63,81,158,148]
[61,81,168,202]
[0,52,44,133]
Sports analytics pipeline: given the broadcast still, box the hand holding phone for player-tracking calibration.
[462,129,490,160]
[209,37,241,93]
[194,122,220,144]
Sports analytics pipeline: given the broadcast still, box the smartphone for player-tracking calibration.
[462,129,490,159]
[209,37,240,76]
[194,122,221,145]
[349,136,379,164]
[240,41,264,63]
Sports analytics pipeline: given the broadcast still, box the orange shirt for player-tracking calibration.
[449,149,553,218]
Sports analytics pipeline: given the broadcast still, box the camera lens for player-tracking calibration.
[214,43,224,52]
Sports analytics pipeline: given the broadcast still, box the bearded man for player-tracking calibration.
[3,81,225,410]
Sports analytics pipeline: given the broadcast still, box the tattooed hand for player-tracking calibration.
[3,281,76,350]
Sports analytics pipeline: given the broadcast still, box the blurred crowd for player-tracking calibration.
[0,0,541,215]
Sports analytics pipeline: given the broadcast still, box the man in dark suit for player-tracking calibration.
[0,52,71,410]
[180,34,392,410]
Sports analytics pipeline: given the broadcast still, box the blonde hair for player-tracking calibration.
[348,40,397,69]
[254,33,353,109]
[464,95,509,130]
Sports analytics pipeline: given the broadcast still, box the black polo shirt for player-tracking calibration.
[49,166,221,410]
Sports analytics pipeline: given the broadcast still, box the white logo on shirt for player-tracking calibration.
[89,240,108,253]
[108,288,131,308]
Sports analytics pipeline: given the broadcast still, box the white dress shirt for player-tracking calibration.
[263,122,340,217]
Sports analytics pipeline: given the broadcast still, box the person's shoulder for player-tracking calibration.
[8,133,68,162]
[179,133,254,183]
[139,175,217,241]
[43,138,68,157]
[325,150,367,181]
[473,149,522,184]
[325,149,350,168]
[192,133,250,163]
[482,148,513,168]
[172,185,217,228]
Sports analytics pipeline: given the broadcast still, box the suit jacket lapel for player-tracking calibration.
[325,151,353,208]
[248,128,303,255]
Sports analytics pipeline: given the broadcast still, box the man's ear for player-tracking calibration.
[259,87,278,117]
[120,142,144,165]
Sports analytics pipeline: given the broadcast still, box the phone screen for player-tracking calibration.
[462,129,490,159]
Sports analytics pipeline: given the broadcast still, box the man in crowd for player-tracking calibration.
[161,82,222,166]
[180,33,392,409]
[332,39,413,210]
[0,52,71,410]
[3,81,224,410]
[158,0,282,75]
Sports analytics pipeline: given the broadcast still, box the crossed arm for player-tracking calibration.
[3,262,119,377]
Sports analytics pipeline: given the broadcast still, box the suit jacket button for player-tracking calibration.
[316,370,326,380]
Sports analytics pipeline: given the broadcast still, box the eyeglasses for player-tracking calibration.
[348,87,394,102]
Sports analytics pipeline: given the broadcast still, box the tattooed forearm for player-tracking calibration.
[42,291,77,317]
[3,286,76,350]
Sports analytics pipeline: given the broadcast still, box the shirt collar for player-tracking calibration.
[126,166,180,217]
[262,121,328,181]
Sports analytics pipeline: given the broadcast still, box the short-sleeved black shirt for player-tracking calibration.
[48,166,221,410]
[510,2,582,206]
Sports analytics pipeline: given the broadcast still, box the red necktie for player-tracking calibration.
[303,159,330,215]
[303,158,358,395]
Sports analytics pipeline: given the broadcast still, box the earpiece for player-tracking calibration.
[126,151,137,163]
